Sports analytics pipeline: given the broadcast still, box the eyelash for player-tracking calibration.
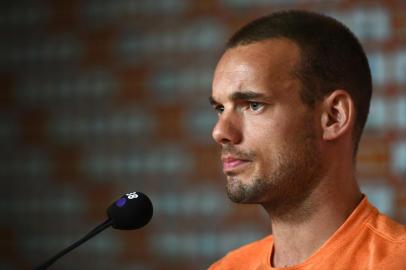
[248,102,264,111]
[213,102,264,114]
[214,105,224,114]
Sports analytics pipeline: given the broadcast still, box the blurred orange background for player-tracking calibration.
[0,1,405,269]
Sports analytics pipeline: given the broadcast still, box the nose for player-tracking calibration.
[212,113,242,145]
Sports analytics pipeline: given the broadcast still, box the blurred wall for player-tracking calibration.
[0,0,405,269]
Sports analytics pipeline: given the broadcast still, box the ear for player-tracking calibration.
[320,90,354,141]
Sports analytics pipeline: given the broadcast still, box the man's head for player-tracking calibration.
[226,10,372,154]
[210,10,371,218]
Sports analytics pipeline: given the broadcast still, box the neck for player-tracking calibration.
[266,172,362,268]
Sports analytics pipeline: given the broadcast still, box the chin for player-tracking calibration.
[226,177,261,204]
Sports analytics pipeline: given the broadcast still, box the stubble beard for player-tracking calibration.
[225,122,322,223]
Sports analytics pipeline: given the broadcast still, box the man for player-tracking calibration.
[208,10,406,269]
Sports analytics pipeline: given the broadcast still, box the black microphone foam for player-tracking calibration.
[107,191,153,230]
[36,191,153,270]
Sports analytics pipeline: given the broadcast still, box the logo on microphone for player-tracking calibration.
[116,198,127,207]
[126,192,139,199]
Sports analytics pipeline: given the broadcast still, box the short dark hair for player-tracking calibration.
[227,10,372,154]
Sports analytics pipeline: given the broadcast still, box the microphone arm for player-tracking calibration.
[35,191,153,269]
[35,219,113,270]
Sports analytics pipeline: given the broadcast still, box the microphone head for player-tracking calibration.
[107,192,153,230]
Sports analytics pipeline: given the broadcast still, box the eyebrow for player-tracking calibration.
[230,91,266,100]
[209,96,217,105]
[209,91,267,105]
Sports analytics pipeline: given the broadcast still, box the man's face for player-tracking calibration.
[210,39,322,213]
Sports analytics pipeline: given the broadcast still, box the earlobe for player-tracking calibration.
[321,90,354,141]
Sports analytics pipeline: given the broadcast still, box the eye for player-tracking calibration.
[214,105,224,114]
[249,102,264,112]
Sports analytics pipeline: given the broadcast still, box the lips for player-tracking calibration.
[221,156,250,172]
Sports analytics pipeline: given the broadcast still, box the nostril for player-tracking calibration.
[220,137,231,144]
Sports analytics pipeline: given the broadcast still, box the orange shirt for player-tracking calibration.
[209,197,406,269]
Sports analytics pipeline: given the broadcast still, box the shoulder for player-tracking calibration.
[208,235,273,269]
[360,210,406,268]
[365,209,406,243]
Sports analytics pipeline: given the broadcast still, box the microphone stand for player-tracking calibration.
[35,219,113,270]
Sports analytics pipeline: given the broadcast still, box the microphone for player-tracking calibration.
[36,191,153,270]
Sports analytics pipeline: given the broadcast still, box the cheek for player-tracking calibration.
[243,117,281,150]
[243,113,286,141]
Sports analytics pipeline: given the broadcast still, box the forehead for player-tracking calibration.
[212,38,301,98]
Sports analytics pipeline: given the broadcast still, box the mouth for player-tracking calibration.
[221,156,251,173]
